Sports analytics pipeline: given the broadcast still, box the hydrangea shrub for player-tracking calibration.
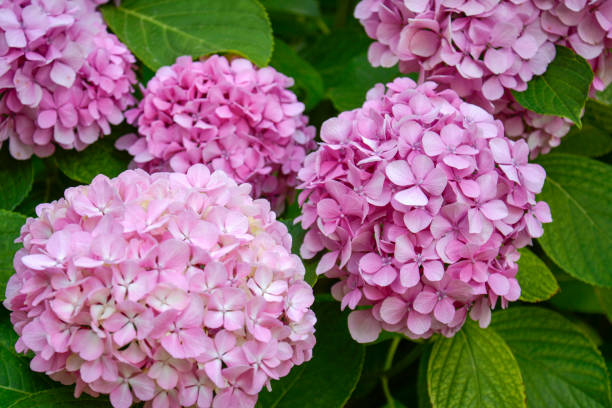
[116,56,316,213]
[0,0,137,159]
[355,0,612,155]
[4,164,315,408]
[298,78,550,341]
[0,1,611,408]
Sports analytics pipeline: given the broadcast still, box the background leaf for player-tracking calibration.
[512,46,593,126]
[270,39,325,110]
[258,300,364,408]
[54,131,132,184]
[595,287,612,324]
[428,320,526,408]
[491,307,612,408]
[14,159,74,217]
[536,154,612,287]
[279,220,317,286]
[260,0,320,17]
[327,52,403,111]
[0,210,25,296]
[0,150,33,211]
[4,388,109,408]
[550,272,604,314]
[516,248,559,302]
[0,309,60,406]
[301,26,373,87]
[101,0,273,70]
[553,100,612,157]
[417,345,432,408]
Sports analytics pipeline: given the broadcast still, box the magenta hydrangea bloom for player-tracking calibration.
[0,0,137,159]
[116,55,316,213]
[297,78,551,342]
[4,164,316,408]
[355,0,612,155]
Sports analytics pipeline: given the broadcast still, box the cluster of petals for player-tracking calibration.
[354,0,612,155]
[297,78,551,342]
[116,55,316,213]
[4,164,316,408]
[0,0,137,159]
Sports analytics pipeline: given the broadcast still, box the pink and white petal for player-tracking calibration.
[422,167,447,195]
[404,209,432,233]
[394,186,428,206]
[130,373,156,401]
[385,160,414,186]
[422,131,446,156]
[488,273,510,296]
[480,200,508,221]
[400,262,421,288]
[380,297,407,325]
[423,261,444,281]
[407,311,431,335]
[433,298,455,324]
[110,382,133,408]
[394,234,416,262]
[413,291,437,314]
[347,310,381,343]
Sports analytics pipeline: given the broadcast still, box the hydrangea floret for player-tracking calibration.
[297,78,551,342]
[4,164,316,408]
[116,55,316,213]
[0,0,137,159]
[355,0,612,155]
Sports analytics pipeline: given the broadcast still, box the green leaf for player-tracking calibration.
[279,219,317,286]
[512,46,593,126]
[270,39,325,110]
[516,248,559,302]
[595,287,612,323]
[351,341,389,399]
[0,210,26,296]
[536,154,612,287]
[0,309,60,406]
[260,0,320,17]
[428,320,526,408]
[381,399,408,408]
[258,300,365,407]
[54,130,132,184]
[550,272,604,314]
[553,100,612,157]
[491,307,612,408]
[14,159,74,218]
[327,52,402,112]
[0,149,33,211]
[301,27,373,87]
[101,0,273,70]
[596,82,612,105]
[417,345,432,408]
[5,388,109,408]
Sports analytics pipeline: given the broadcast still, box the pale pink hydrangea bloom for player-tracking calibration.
[355,0,612,155]
[116,56,316,213]
[4,164,316,408]
[0,0,137,159]
[298,78,551,342]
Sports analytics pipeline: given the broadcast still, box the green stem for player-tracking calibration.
[381,336,401,407]
[316,18,330,35]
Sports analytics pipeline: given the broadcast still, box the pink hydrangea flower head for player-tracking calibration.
[298,78,551,342]
[116,55,316,213]
[0,0,137,159]
[355,0,612,156]
[4,164,316,408]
